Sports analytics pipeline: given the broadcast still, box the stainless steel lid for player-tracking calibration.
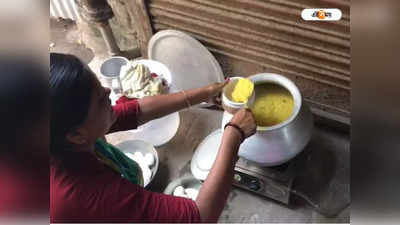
[148,30,224,93]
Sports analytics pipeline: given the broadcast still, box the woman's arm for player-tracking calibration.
[136,83,225,125]
[195,127,241,222]
[195,109,256,222]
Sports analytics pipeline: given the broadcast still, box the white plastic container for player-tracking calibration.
[117,140,159,187]
[100,56,129,94]
[222,77,255,114]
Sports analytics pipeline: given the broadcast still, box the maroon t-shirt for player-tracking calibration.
[50,98,200,223]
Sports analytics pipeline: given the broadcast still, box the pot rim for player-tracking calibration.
[248,73,302,131]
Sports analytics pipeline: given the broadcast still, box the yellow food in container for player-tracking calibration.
[250,83,294,127]
[231,78,254,103]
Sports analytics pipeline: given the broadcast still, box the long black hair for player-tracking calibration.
[50,53,94,152]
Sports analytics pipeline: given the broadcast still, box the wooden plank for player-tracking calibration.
[127,0,153,58]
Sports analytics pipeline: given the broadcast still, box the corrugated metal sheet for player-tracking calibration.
[50,0,80,21]
[148,0,350,117]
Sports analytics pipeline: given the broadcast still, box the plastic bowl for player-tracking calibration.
[164,175,202,200]
[116,140,159,187]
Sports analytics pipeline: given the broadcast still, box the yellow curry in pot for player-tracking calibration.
[250,83,294,127]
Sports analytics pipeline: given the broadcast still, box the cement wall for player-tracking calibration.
[76,0,139,57]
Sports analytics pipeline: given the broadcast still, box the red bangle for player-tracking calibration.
[224,122,245,143]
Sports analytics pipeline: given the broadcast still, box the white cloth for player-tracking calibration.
[120,62,167,98]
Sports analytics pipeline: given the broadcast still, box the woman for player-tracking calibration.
[50,53,256,223]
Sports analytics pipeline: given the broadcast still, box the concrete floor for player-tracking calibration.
[50,18,94,64]
[50,18,350,223]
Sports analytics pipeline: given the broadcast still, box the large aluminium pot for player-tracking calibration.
[221,73,313,167]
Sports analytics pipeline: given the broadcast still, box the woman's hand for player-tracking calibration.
[229,108,257,139]
[205,79,229,107]
[206,82,226,98]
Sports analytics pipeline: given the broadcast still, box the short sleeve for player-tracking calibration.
[100,175,201,223]
[108,97,140,133]
[50,150,201,223]
[139,188,201,223]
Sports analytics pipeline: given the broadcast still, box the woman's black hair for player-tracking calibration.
[0,57,48,153]
[50,53,94,152]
